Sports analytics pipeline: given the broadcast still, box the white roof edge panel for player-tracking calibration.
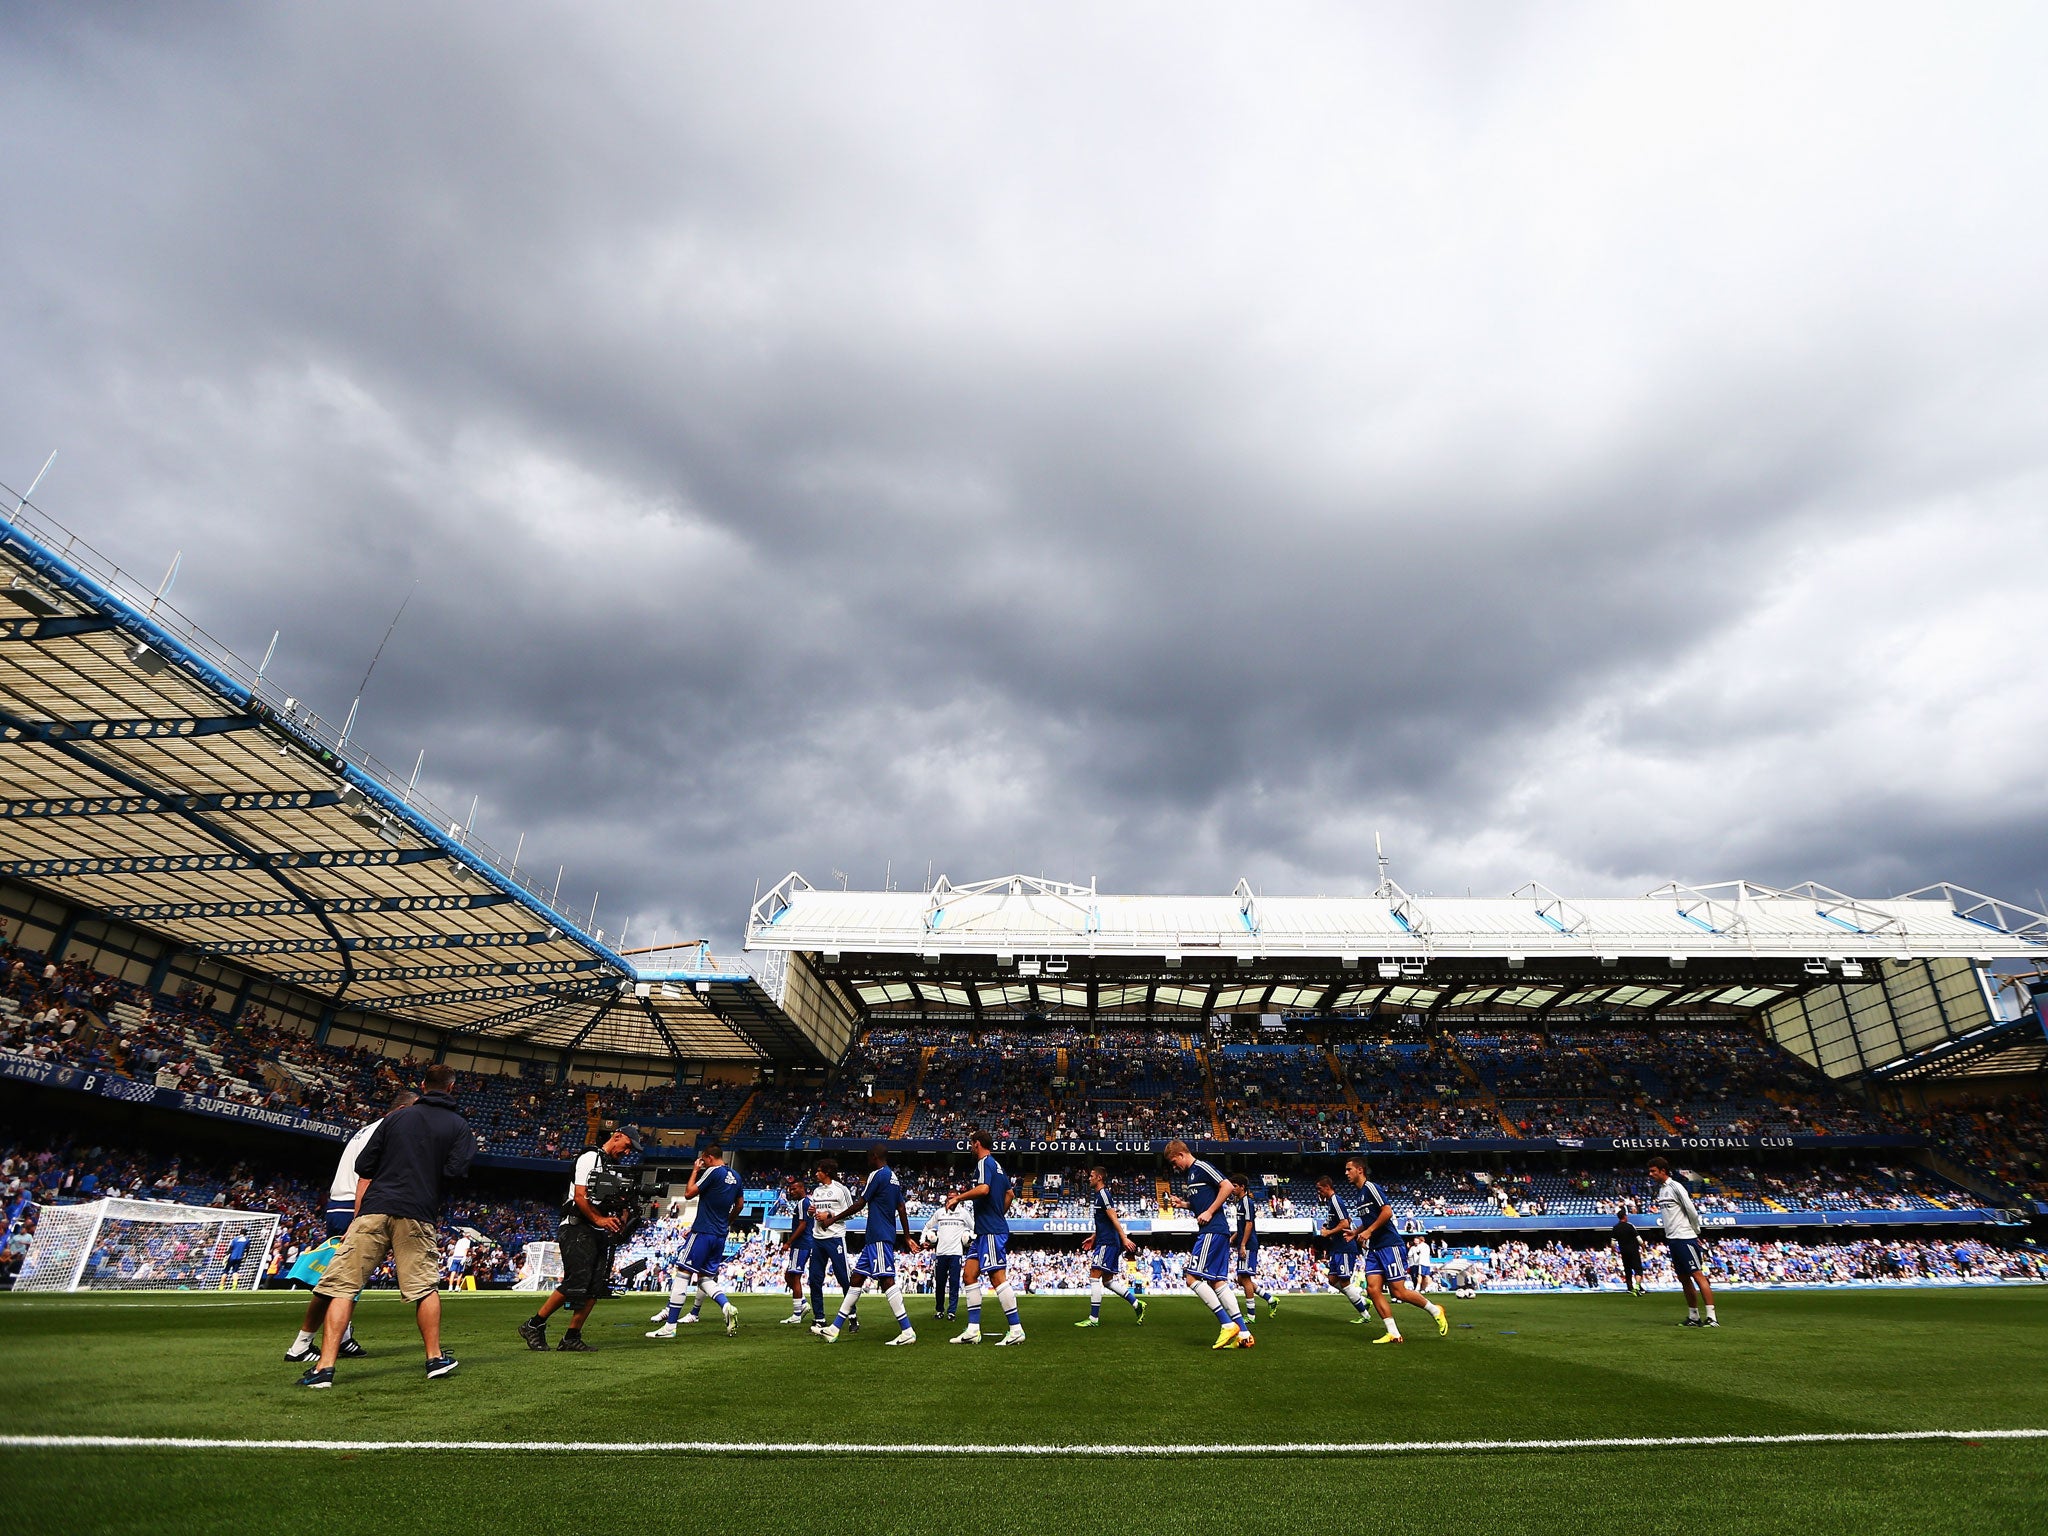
[748,879,2048,960]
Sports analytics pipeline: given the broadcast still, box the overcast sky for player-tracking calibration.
[4,3,2045,950]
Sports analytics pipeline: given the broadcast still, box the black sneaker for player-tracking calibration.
[518,1318,549,1351]
[557,1334,596,1352]
[1679,1318,1703,1327]
[284,1342,318,1363]
[425,1355,459,1378]
[338,1337,367,1359]
[298,1366,334,1389]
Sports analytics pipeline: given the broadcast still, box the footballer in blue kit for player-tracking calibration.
[1232,1176,1271,1322]
[649,1140,743,1338]
[1315,1174,1373,1322]
[817,1147,918,1344]
[1343,1155,1446,1344]
[1166,1140,1252,1350]
[944,1130,1025,1345]
[779,1176,815,1325]
[1075,1166,1146,1327]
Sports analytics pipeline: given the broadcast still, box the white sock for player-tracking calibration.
[964,1280,984,1321]
[995,1282,1020,1323]
[1341,1280,1368,1313]
[1189,1278,1221,1314]
[1216,1282,1244,1323]
[698,1277,726,1308]
[1687,1304,1699,1319]
[291,1330,312,1350]
[1105,1274,1132,1300]
[1089,1279,1104,1308]
[669,1278,693,1307]
[885,1284,908,1324]
[1384,1316,1402,1339]
[1705,1304,1717,1320]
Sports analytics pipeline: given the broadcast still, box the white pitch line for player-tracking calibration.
[1,1430,2043,1456]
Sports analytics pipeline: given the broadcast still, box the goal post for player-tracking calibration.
[514,1240,562,1292]
[13,1197,280,1292]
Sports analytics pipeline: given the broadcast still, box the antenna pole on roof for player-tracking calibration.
[146,550,182,618]
[589,891,599,930]
[1375,829,1390,892]
[553,865,564,904]
[255,630,279,689]
[404,749,424,805]
[354,580,418,704]
[337,696,361,751]
[464,795,477,836]
[511,830,525,872]
[8,450,57,521]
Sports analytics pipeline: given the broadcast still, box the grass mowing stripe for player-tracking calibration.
[5,1428,2045,1455]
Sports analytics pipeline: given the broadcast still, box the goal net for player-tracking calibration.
[13,1197,280,1292]
[514,1240,563,1292]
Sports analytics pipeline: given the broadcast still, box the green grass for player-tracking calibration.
[1,1287,2045,1534]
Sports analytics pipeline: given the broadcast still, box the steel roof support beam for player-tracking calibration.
[0,703,358,999]
[635,998,687,1060]
[0,714,262,744]
[561,999,619,1054]
[193,928,565,957]
[269,958,607,987]
[100,891,514,922]
[446,989,610,1038]
[0,846,449,877]
[356,978,622,1011]
[0,616,118,642]
[0,790,342,820]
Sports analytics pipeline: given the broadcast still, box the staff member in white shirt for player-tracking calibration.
[285,1090,414,1363]
[1648,1155,1718,1327]
[805,1158,855,1331]
[920,1200,974,1321]
[1407,1233,1434,1292]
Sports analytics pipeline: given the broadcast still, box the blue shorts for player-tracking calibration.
[1666,1237,1703,1277]
[1327,1248,1359,1281]
[1089,1241,1124,1274]
[968,1233,1010,1271]
[853,1240,897,1280]
[784,1242,813,1276]
[681,1230,727,1276]
[1187,1231,1234,1284]
[1236,1238,1260,1278]
[323,1203,354,1238]
[1367,1245,1409,1284]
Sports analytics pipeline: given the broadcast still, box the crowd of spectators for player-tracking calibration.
[1917,1093,2047,1199]
[1477,1235,2048,1290]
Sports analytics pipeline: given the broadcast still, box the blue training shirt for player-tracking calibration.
[971,1153,1012,1236]
[690,1164,742,1238]
[1323,1190,1359,1256]
[861,1165,906,1247]
[1183,1158,1232,1238]
[1349,1177,1403,1250]
[1236,1185,1259,1242]
[1091,1187,1121,1246]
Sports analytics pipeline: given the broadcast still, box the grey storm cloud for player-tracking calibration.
[3,2,2046,947]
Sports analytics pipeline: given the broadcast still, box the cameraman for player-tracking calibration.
[520,1126,638,1352]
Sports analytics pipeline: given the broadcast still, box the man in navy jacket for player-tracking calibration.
[299,1063,477,1387]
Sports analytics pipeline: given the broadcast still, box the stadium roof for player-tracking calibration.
[0,500,832,1065]
[746,871,2048,1028]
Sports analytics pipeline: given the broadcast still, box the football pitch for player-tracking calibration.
[1,1287,2044,1534]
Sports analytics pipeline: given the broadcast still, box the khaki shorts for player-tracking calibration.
[314,1214,442,1303]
